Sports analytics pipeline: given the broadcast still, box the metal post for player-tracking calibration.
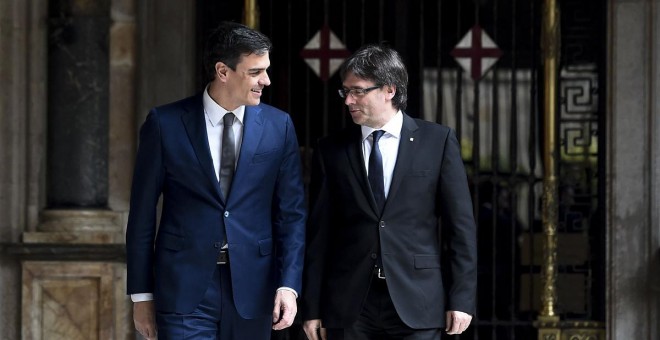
[243,0,259,29]
[536,0,561,338]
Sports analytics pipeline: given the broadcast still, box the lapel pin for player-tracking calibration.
[410,137,414,142]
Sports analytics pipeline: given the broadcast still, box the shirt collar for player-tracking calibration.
[203,84,246,126]
[361,110,403,141]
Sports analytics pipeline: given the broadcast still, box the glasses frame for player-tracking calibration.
[338,86,382,99]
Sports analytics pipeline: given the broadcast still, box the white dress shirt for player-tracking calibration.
[361,111,403,198]
[203,88,245,180]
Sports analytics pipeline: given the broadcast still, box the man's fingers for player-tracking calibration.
[133,301,157,339]
[445,311,472,334]
[272,290,297,330]
[303,319,323,340]
[272,307,293,329]
[272,299,282,323]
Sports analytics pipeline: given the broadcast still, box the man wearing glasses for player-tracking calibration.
[302,44,477,340]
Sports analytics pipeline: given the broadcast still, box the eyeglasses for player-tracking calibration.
[338,86,382,99]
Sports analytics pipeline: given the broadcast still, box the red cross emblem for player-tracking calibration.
[300,24,351,81]
[451,25,503,81]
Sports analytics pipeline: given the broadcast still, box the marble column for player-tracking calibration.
[47,0,109,208]
[1,0,138,338]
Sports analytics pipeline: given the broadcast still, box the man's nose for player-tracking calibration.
[260,72,271,86]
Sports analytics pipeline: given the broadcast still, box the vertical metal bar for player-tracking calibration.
[322,0,329,137]
[510,2,519,176]
[537,0,560,338]
[528,0,539,335]
[304,0,312,184]
[528,0,539,194]
[285,0,292,115]
[508,1,518,338]
[243,0,259,29]
[472,0,481,273]
[360,0,366,43]
[435,0,444,124]
[378,0,384,42]
[490,1,500,339]
[340,0,348,129]
[455,0,463,144]
[418,0,425,118]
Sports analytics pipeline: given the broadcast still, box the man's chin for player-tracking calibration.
[349,115,365,125]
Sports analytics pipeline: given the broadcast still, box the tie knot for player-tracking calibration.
[223,113,235,127]
[372,130,384,143]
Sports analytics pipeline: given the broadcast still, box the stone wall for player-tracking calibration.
[607,0,660,339]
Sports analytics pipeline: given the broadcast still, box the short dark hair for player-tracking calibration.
[203,21,272,83]
[339,44,408,111]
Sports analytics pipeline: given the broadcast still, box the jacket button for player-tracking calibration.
[224,211,230,218]
[371,253,377,259]
[214,242,222,248]
[379,221,385,228]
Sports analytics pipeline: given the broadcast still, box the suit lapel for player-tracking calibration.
[344,125,381,216]
[181,94,223,201]
[234,105,264,184]
[386,114,419,208]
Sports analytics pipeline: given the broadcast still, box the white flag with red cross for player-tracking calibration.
[300,24,351,82]
[451,25,503,81]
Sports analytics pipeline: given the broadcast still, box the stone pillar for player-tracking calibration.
[0,0,33,338]
[3,0,138,338]
[47,0,110,208]
[607,0,660,339]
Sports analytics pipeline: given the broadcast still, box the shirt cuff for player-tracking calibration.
[130,293,154,302]
[277,287,298,298]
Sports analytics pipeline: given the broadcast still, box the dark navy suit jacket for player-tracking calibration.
[126,93,306,318]
[303,113,477,328]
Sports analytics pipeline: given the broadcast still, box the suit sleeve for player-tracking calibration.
[125,110,165,295]
[438,128,477,315]
[272,114,307,294]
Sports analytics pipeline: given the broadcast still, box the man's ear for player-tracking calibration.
[215,62,229,81]
[384,85,396,100]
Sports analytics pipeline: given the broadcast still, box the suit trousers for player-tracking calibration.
[326,278,442,340]
[155,265,271,340]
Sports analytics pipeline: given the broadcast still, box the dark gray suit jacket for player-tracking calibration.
[302,113,477,329]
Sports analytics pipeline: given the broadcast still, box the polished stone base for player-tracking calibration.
[23,209,125,244]
[22,261,131,340]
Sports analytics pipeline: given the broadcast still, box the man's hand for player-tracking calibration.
[272,290,297,330]
[303,319,327,340]
[133,301,157,340]
[445,310,472,335]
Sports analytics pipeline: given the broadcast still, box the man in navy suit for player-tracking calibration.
[126,21,306,339]
[302,44,477,339]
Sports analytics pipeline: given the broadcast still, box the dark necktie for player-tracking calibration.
[368,130,385,212]
[219,112,236,200]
